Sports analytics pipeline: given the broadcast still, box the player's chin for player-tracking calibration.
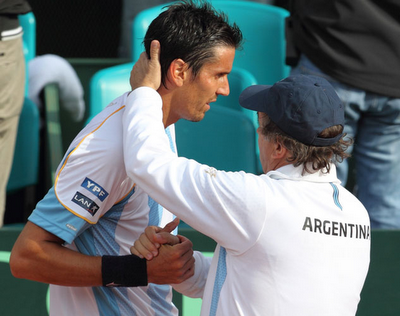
[187,109,207,122]
[189,114,205,123]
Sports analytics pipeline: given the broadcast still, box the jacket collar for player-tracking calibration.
[266,163,341,184]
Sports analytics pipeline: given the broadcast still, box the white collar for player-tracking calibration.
[265,163,341,184]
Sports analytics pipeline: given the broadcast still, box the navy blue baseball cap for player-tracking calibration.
[239,75,344,146]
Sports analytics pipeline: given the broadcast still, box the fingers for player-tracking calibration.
[177,255,196,283]
[130,222,181,260]
[154,232,180,247]
[146,237,195,284]
[130,226,160,259]
[160,217,180,233]
[150,218,180,247]
[172,235,194,258]
[129,40,162,91]
[130,239,150,259]
[163,238,195,283]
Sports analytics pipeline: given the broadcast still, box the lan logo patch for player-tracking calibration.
[81,177,109,201]
[72,191,100,216]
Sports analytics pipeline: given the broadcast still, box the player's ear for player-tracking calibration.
[166,58,189,87]
[272,141,288,160]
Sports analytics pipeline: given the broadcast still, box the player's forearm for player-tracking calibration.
[10,236,103,286]
[10,221,102,286]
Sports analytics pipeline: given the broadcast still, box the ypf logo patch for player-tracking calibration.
[72,191,100,216]
[81,177,109,201]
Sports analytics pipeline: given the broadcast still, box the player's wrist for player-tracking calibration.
[102,255,148,287]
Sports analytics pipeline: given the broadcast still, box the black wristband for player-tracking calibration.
[102,255,148,287]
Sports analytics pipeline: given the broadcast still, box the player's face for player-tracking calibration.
[174,45,235,122]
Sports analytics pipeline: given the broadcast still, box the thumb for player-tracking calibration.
[160,217,180,234]
[150,40,160,62]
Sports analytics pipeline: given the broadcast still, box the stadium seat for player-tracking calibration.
[211,66,262,173]
[18,12,36,96]
[87,62,133,123]
[18,12,36,64]
[132,1,290,85]
[175,104,258,173]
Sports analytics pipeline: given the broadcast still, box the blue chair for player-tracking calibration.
[175,104,258,173]
[18,12,36,64]
[87,62,133,123]
[132,1,290,85]
[18,12,36,96]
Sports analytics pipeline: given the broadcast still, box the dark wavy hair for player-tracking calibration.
[259,115,353,174]
[144,0,243,86]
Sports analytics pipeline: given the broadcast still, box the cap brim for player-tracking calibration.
[239,84,272,113]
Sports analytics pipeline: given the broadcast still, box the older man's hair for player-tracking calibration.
[259,114,353,174]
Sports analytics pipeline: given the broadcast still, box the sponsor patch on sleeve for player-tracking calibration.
[72,191,100,216]
[81,177,109,201]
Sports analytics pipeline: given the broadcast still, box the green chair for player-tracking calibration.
[132,1,290,85]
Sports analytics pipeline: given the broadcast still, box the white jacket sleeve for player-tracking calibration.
[122,87,267,254]
[171,251,211,298]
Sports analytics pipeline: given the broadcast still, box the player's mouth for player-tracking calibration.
[205,99,217,111]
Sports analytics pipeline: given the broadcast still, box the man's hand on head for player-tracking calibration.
[130,40,162,91]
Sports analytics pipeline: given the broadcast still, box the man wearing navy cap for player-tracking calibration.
[123,41,371,315]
